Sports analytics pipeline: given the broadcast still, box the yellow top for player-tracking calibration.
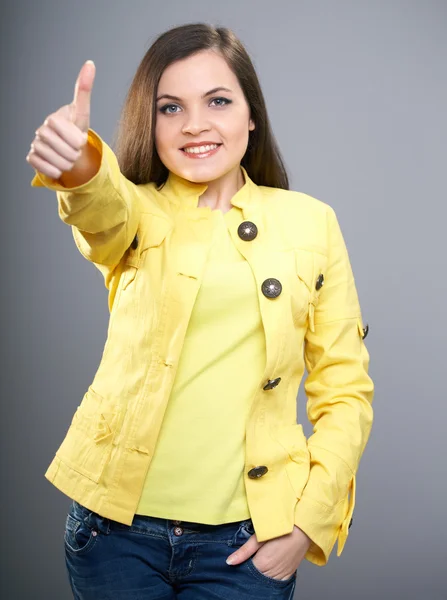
[136,209,266,522]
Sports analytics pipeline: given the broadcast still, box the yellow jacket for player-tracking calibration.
[31,128,374,566]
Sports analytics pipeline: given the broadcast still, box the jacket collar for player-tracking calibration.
[156,165,258,212]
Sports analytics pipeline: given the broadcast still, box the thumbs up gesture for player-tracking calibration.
[27,60,96,179]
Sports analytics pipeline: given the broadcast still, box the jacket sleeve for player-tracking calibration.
[293,204,374,566]
[30,128,141,295]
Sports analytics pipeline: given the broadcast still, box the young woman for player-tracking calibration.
[27,22,374,600]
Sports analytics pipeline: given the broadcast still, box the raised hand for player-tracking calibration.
[26,60,96,179]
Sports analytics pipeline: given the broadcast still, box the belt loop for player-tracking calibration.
[86,510,111,535]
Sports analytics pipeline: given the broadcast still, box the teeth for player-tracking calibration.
[183,144,219,154]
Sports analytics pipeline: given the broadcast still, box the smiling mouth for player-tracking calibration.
[180,143,223,158]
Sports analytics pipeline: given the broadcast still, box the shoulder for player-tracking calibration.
[257,186,338,251]
[258,185,336,221]
[258,186,336,230]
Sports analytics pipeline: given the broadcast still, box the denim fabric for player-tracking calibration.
[64,499,298,599]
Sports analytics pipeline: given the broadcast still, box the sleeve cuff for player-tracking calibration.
[294,474,356,566]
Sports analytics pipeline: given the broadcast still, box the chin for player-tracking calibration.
[174,163,228,184]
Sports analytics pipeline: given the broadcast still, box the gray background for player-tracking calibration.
[2,0,445,598]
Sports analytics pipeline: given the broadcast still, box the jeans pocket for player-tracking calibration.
[235,520,297,587]
[246,555,296,587]
[64,501,99,555]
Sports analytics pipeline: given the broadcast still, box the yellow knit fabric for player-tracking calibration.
[135,207,266,523]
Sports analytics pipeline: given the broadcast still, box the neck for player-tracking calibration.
[197,164,245,212]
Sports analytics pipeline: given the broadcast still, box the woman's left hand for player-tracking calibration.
[226,525,312,581]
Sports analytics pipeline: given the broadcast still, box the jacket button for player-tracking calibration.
[248,466,268,479]
[237,221,258,241]
[349,517,353,529]
[315,273,324,290]
[362,324,369,339]
[261,278,282,298]
[263,377,281,390]
[131,233,138,250]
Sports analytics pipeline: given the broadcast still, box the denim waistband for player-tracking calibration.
[70,500,254,540]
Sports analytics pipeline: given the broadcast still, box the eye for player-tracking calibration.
[210,97,232,107]
[159,103,181,114]
[158,97,232,114]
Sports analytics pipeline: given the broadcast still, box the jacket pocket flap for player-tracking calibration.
[295,249,328,297]
[294,248,314,292]
[139,214,172,250]
[122,214,172,290]
[125,214,172,267]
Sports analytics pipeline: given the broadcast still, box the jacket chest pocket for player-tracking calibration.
[121,214,172,291]
[293,248,328,331]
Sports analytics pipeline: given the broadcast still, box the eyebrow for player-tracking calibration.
[156,87,233,102]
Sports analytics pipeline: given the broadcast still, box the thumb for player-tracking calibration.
[71,60,96,133]
[226,535,262,565]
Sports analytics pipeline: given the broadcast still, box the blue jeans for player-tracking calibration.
[64,499,298,599]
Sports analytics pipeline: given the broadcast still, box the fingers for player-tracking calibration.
[43,112,87,150]
[31,131,81,171]
[72,60,95,132]
[226,534,262,565]
[26,111,88,179]
[26,152,63,180]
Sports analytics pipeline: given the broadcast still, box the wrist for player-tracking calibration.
[293,524,312,550]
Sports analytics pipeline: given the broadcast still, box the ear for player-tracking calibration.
[249,118,255,131]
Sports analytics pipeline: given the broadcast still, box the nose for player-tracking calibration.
[181,107,211,136]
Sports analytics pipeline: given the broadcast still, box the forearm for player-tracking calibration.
[30,128,142,268]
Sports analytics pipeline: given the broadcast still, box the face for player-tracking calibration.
[154,49,255,183]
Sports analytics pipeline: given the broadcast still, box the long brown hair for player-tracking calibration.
[112,23,289,190]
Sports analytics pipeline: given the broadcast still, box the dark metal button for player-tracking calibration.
[315,273,324,291]
[248,466,268,479]
[263,377,281,390]
[237,221,258,241]
[131,233,138,250]
[172,520,181,525]
[173,526,183,536]
[349,518,353,529]
[261,278,282,298]
[362,324,369,339]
